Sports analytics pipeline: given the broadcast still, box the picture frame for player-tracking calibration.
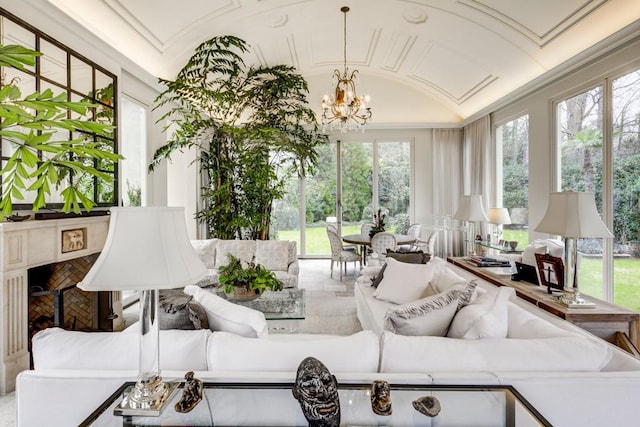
[534,253,564,294]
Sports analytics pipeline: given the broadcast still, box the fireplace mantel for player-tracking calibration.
[0,215,123,394]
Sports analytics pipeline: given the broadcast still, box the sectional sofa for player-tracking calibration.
[14,257,640,426]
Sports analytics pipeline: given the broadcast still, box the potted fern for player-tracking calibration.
[218,254,283,301]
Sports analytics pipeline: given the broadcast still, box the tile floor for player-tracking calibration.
[0,258,359,426]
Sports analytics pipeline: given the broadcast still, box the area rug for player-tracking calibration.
[300,291,362,335]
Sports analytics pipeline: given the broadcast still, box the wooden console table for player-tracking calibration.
[448,257,640,352]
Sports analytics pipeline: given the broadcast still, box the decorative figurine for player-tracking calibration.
[412,395,441,417]
[292,357,341,427]
[175,371,203,413]
[370,380,392,415]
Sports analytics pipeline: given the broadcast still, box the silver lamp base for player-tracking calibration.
[114,377,179,417]
[558,288,596,309]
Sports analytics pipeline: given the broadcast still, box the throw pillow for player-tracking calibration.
[431,267,479,306]
[190,239,217,269]
[254,240,291,272]
[521,243,547,266]
[447,286,515,339]
[384,289,460,336]
[215,240,256,268]
[371,252,435,288]
[373,258,437,304]
[158,289,210,330]
[184,285,268,338]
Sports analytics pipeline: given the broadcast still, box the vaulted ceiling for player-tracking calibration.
[47,0,640,126]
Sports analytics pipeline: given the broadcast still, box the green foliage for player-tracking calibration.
[0,44,119,218]
[218,254,283,295]
[150,35,328,239]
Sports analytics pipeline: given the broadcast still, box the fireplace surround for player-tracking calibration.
[0,215,123,394]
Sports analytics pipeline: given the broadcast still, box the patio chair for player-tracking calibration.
[326,228,361,281]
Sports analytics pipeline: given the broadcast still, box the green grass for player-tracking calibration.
[278,225,640,311]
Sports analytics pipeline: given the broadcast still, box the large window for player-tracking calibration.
[555,68,640,311]
[273,138,413,257]
[496,114,529,248]
[0,8,118,211]
[120,97,146,206]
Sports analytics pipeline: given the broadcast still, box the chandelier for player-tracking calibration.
[321,6,372,132]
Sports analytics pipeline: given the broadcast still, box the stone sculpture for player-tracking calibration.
[175,371,203,413]
[412,395,441,417]
[370,380,392,415]
[292,357,341,427]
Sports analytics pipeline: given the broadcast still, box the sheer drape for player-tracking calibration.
[432,128,464,257]
[463,115,493,240]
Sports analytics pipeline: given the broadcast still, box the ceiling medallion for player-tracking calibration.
[320,6,372,133]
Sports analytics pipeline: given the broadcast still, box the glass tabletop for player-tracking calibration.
[81,381,551,426]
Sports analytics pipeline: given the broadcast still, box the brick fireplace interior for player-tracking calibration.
[28,253,116,338]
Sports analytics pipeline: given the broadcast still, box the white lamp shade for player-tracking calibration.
[78,207,207,291]
[453,195,488,222]
[487,208,512,225]
[534,191,613,238]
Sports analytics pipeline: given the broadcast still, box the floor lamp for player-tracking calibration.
[78,207,207,416]
[535,192,613,308]
[453,195,488,255]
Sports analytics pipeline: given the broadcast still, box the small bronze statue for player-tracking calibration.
[370,380,392,415]
[412,395,441,417]
[292,357,341,427]
[175,371,203,413]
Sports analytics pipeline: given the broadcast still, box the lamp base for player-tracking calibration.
[114,376,179,417]
[558,288,596,309]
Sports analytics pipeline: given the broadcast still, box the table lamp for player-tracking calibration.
[487,207,512,243]
[453,195,488,255]
[78,207,207,416]
[534,191,613,307]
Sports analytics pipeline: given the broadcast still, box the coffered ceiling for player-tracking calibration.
[46,0,640,126]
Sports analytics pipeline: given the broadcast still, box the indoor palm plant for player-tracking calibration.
[149,35,328,240]
[0,44,119,219]
[218,254,283,300]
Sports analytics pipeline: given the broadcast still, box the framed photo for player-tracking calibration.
[534,253,564,294]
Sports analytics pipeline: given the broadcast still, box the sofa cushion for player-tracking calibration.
[373,258,436,304]
[31,327,210,371]
[384,289,460,336]
[431,267,480,306]
[371,251,431,287]
[379,331,613,372]
[184,285,268,338]
[159,289,209,330]
[190,239,217,269]
[207,331,379,373]
[254,240,291,271]
[215,240,256,267]
[448,287,515,339]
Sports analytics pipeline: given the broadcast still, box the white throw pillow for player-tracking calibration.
[373,258,437,304]
[431,267,479,307]
[254,240,290,271]
[184,285,268,338]
[448,287,515,339]
[384,289,460,336]
[521,243,547,266]
[190,239,217,269]
[207,330,379,373]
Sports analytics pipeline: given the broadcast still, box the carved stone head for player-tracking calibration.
[292,357,340,427]
[371,380,392,415]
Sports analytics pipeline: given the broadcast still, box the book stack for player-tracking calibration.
[465,255,511,268]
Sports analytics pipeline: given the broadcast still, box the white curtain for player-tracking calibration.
[432,128,464,257]
[463,115,493,241]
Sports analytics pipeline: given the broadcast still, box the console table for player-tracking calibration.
[448,257,640,352]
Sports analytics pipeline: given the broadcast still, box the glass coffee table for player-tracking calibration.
[80,380,551,426]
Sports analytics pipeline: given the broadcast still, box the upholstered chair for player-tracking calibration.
[370,232,397,262]
[326,228,362,280]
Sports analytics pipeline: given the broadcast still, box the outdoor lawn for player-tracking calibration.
[278,226,640,312]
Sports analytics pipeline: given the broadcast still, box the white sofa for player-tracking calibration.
[14,258,640,426]
[190,239,299,288]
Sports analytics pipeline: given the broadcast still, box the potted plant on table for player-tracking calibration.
[369,209,387,237]
[218,254,283,301]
